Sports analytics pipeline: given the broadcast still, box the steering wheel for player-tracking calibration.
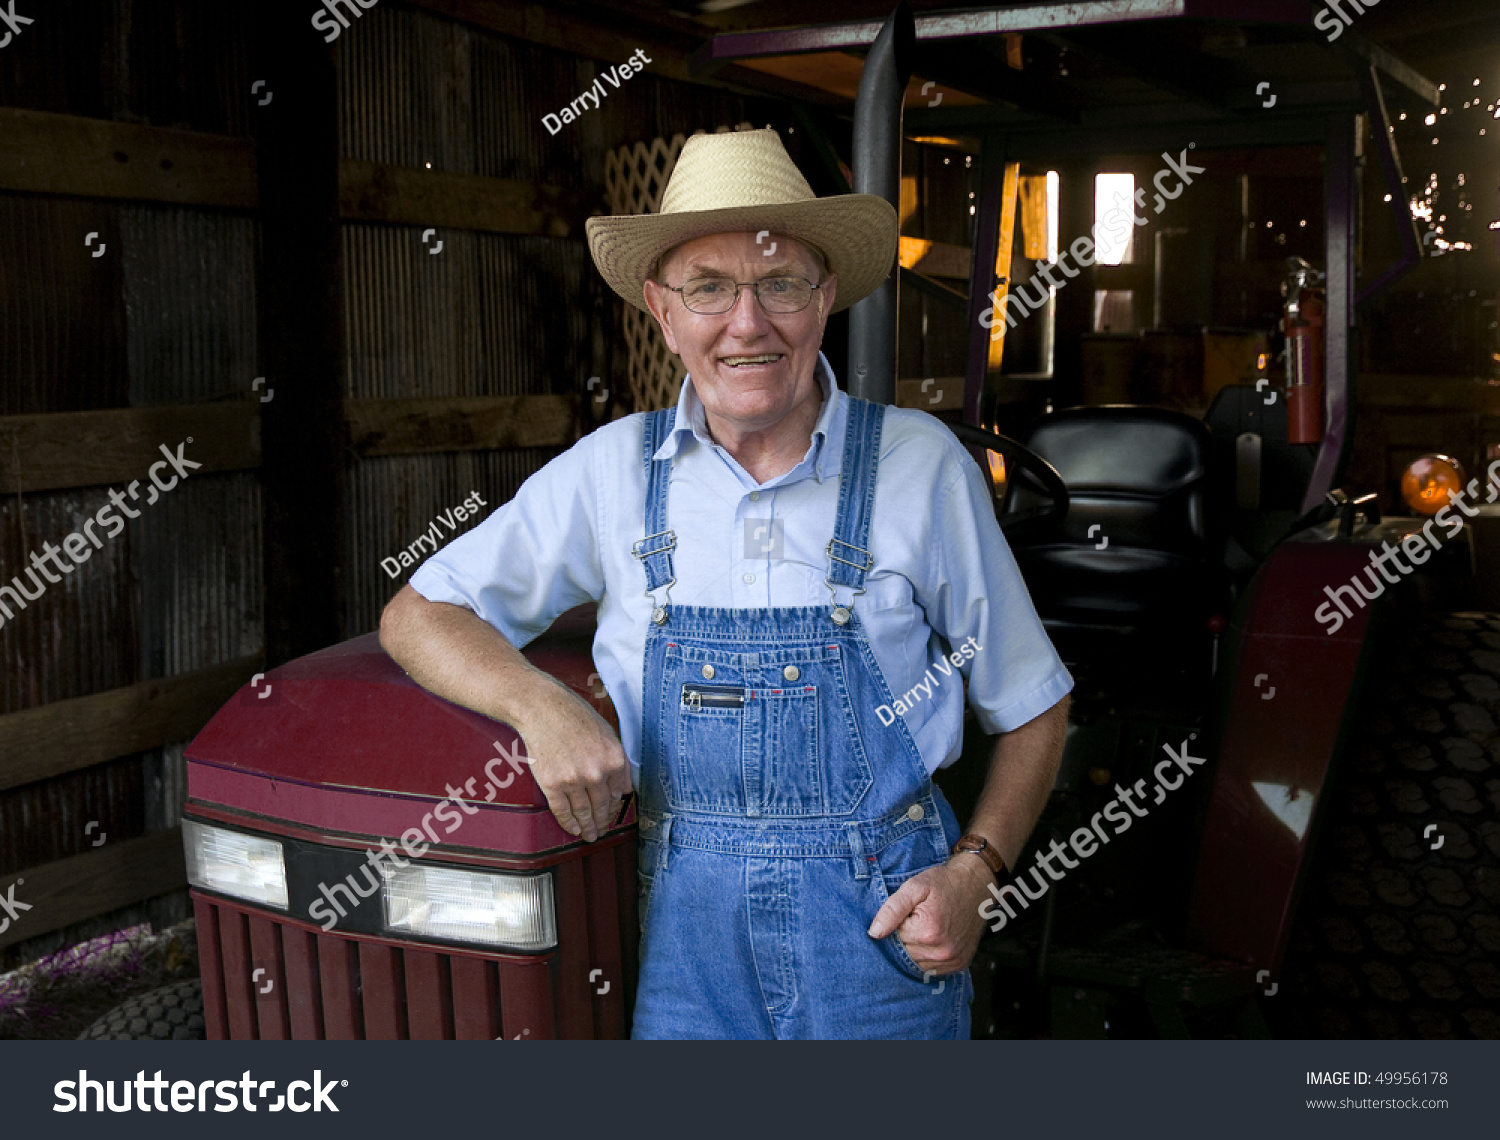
[947,423,1069,538]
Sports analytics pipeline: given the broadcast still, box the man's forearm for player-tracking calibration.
[379,584,564,737]
[963,695,1070,870]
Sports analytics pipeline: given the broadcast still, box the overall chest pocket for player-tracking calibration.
[666,652,873,817]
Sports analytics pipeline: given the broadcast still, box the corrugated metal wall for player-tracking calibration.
[3,0,765,971]
[0,2,258,970]
[337,6,755,635]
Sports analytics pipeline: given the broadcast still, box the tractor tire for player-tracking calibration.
[77,978,207,1041]
[1277,612,1500,1039]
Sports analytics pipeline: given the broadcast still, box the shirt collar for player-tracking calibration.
[655,351,845,484]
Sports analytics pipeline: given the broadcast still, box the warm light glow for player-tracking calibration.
[1046,171,1060,265]
[899,236,934,270]
[986,450,1006,494]
[899,175,919,228]
[1093,173,1135,265]
[1401,455,1466,516]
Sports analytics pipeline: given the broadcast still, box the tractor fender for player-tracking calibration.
[1184,518,1443,972]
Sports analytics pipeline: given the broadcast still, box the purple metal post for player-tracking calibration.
[1301,113,1356,514]
[964,129,1009,428]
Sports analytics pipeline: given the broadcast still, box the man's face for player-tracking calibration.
[643,233,837,436]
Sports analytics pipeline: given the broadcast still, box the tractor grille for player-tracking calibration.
[193,842,637,1040]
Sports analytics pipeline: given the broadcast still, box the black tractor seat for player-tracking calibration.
[1002,405,1230,696]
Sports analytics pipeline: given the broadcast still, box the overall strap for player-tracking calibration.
[632,408,678,623]
[824,396,886,623]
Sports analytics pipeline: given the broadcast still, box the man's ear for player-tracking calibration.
[817,273,838,326]
[642,279,681,355]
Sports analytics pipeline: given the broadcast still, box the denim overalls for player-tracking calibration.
[630,396,973,1039]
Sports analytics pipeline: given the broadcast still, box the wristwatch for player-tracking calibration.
[951,833,1007,880]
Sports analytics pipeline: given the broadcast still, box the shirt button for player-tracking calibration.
[749,491,760,502]
[701,664,715,680]
[906,803,925,822]
[783,665,800,682]
[743,572,755,584]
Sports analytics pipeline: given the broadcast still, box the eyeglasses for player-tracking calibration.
[664,275,821,315]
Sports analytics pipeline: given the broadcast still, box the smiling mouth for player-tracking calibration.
[722,354,784,367]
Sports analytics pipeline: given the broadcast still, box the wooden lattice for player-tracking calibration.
[603,134,688,412]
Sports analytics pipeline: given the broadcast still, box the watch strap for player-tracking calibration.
[951,833,1007,878]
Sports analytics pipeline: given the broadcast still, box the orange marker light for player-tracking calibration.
[1401,454,1466,516]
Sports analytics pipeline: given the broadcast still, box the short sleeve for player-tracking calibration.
[924,447,1073,734]
[408,433,605,649]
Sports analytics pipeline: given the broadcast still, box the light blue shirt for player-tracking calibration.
[411,354,1072,777]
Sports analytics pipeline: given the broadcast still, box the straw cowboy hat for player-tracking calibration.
[586,127,898,314]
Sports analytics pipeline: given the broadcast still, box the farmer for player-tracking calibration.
[380,127,1072,1039]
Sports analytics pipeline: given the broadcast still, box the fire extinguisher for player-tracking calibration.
[1282,257,1325,445]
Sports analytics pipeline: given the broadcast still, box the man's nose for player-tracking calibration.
[725,283,773,332]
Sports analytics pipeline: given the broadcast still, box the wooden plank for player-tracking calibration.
[898,236,972,280]
[401,0,837,105]
[0,654,263,793]
[0,109,590,237]
[0,404,261,495]
[339,160,596,239]
[0,828,186,949]
[345,395,577,457]
[0,107,257,208]
[989,161,1021,373]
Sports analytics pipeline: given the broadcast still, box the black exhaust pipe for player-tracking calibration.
[847,4,915,406]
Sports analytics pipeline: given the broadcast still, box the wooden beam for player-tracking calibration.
[0,829,186,950]
[0,107,257,209]
[0,404,261,495]
[989,161,1021,373]
[0,109,591,235]
[898,236,972,280]
[0,655,263,794]
[339,160,596,238]
[346,395,577,457]
[404,0,700,83]
[401,0,839,106]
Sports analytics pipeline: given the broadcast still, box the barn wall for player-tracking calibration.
[0,0,767,972]
[0,1,260,969]
[335,5,758,635]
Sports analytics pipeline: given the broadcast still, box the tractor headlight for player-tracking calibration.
[381,863,556,951]
[183,820,289,910]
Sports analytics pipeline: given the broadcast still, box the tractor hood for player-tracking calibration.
[184,606,622,855]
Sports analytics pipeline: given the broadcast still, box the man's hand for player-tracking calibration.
[866,855,994,976]
[379,586,633,843]
[515,679,634,843]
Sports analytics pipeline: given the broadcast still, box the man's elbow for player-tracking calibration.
[379,585,425,661]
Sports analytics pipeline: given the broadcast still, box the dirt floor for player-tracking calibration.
[0,919,200,1040]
